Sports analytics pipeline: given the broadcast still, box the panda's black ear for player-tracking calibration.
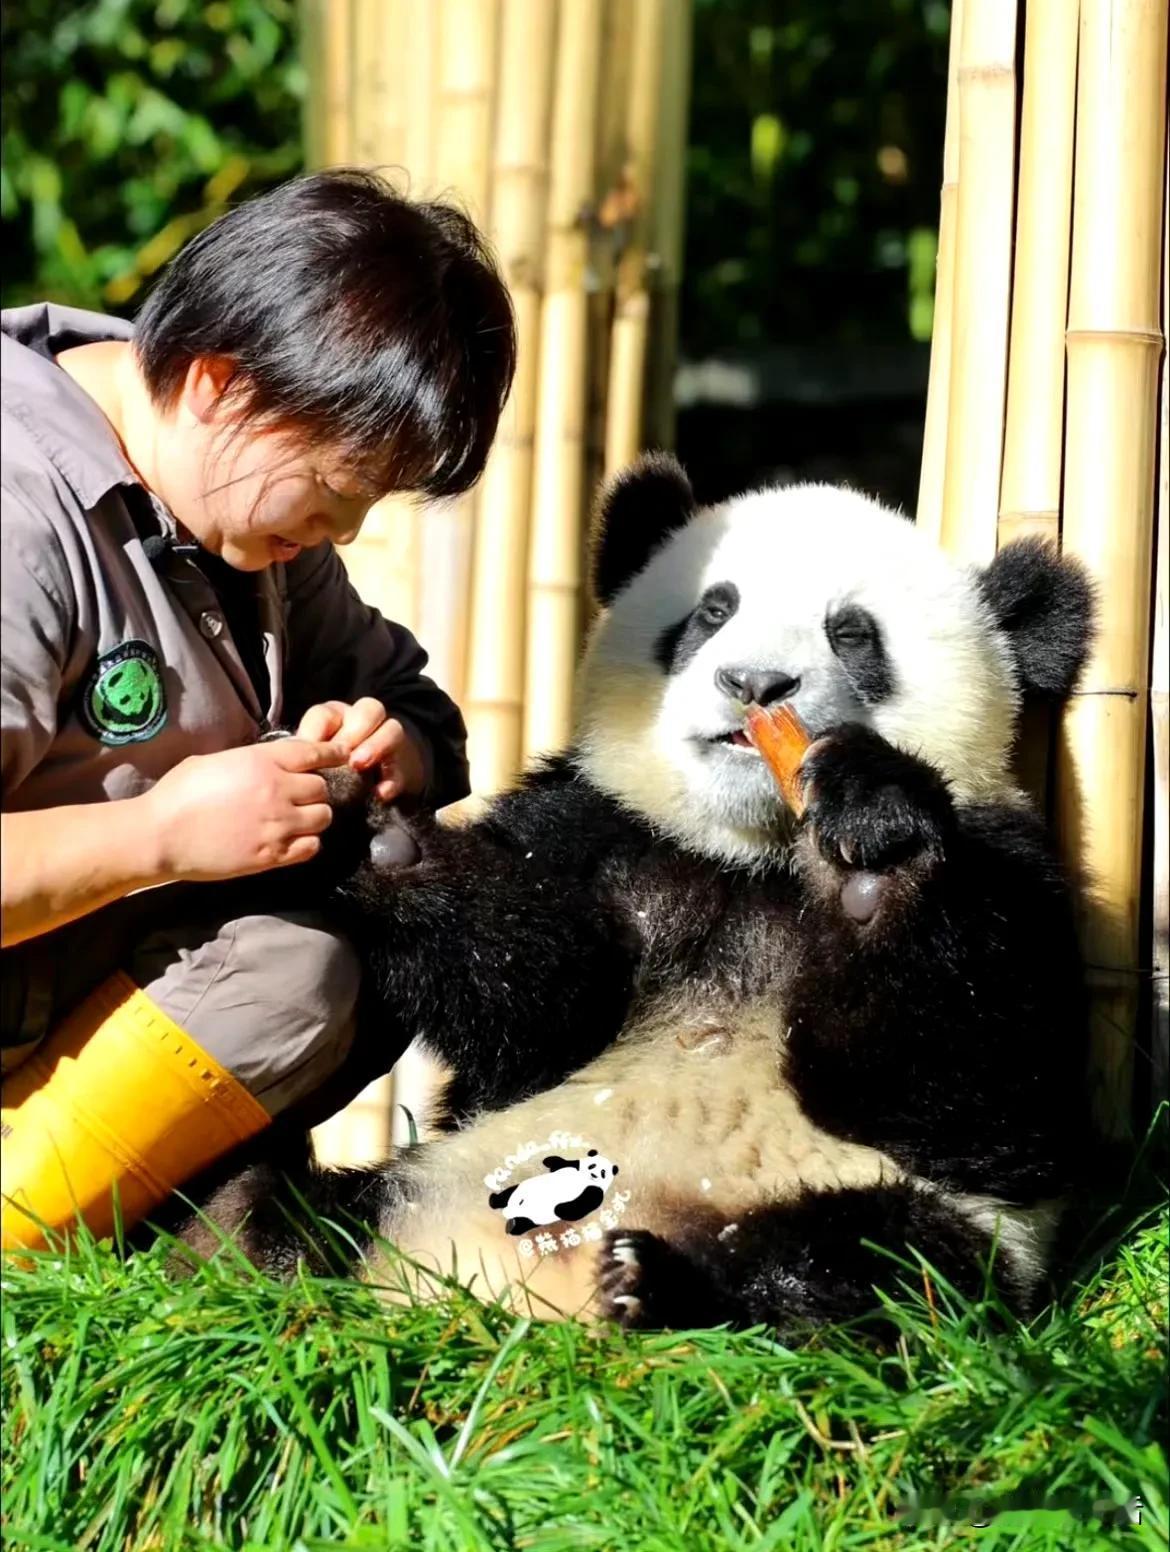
[977,540,1096,697]
[591,452,696,607]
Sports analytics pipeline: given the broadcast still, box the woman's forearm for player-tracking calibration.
[0,799,170,948]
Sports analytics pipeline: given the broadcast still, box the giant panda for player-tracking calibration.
[189,453,1095,1339]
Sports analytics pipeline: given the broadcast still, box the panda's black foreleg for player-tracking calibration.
[781,724,1086,1200]
[328,813,640,1117]
[596,1182,1010,1338]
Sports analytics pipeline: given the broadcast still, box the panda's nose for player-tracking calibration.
[715,666,802,707]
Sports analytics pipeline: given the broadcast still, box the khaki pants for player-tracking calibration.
[1,881,371,1123]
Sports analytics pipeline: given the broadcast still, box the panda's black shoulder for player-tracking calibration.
[477,751,656,875]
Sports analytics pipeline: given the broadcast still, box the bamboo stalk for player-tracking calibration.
[301,0,354,169]
[351,0,408,170]
[582,0,636,589]
[939,0,1017,565]
[464,0,557,799]
[401,0,438,195]
[1055,0,1169,1139]
[998,0,1078,552]
[916,0,964,542]
[525,0,605,761]
[312,1075,394,1166]
[997,0,1079,810]
[415,0,501,711]
[604,0,669,478]
[642,0,694,454]
[1150,139,1169,1103]
[339,497,421,637]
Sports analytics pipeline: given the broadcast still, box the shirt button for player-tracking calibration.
[200,610,225,639]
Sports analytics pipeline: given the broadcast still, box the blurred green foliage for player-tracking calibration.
[685,0,951,353]
[0,0,305,315]
[1,0,949,351]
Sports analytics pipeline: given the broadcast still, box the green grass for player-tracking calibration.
[2,1170,1166,1552]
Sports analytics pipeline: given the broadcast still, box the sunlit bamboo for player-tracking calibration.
[1054,0,1169,1137]
[940,0,1017,565]
[916,0,963,541]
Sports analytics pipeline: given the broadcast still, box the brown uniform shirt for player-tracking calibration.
[0,303,469,813]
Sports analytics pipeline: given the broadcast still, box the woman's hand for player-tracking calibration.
[296,698,427,801]
[143,737,348,881]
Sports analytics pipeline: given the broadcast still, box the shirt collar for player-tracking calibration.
[1,302,142,510]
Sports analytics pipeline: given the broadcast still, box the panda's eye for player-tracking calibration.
[827,607,876,651]
[696,583,738,629]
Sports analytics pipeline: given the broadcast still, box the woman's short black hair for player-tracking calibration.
[134,169,516,501]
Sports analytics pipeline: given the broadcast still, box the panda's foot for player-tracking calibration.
[596,1229,728,1330]
[800,725,954,875]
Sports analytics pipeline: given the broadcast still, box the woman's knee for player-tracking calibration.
[131,910,362,1118]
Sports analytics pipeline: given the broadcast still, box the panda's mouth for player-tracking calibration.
[711,730,757,751]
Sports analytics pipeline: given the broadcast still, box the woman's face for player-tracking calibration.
[186,424,379,571]
[156,357,383,570]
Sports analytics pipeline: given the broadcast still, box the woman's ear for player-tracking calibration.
[977,539,1096,697]
[178,354,236,425]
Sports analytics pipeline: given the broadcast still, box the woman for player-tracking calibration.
[0,169,516,1248]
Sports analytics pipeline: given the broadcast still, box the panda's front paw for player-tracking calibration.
[800,725,953,874]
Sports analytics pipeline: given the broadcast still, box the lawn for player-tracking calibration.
[2,1143,1166,1552]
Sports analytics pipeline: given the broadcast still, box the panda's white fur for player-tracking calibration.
[578,483,1022,868]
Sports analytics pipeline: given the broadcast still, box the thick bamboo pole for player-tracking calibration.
[916,0,964,542]
[351,0,408,170]
[642,0,694,455]
[604,0,669,478]
[464,0,557,800]
[525,0,605,761]
[583,0,636,566]
[343,0,418,634]
[401,0,438,195]
[1055,0,1169,1138]
[1151,144,1169,1103]
[301,0,354,169]
[415,0,501,712]
[939,0,1017,565]
[997,0,1079,810]
[998,0,1078,552]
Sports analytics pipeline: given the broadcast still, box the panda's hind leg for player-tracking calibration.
[171,1130,404,1280]
[596,1181,1024,1339]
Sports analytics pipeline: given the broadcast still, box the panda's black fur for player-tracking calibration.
[184,456,1095,1341]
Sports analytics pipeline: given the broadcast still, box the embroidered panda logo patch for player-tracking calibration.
[80,640,167,746]
[488,1148,620,1236]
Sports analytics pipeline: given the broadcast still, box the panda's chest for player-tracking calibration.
[606,855,795,1003]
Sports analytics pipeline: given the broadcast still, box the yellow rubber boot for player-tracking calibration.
[1,970,269,1250]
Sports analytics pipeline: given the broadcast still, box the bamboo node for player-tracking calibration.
[1068,689,1141,700]
[1065,329,1164,348]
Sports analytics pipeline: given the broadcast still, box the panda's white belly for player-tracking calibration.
[366,1005,903,1320]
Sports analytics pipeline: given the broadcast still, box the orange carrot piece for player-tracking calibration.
[744,702,812,815]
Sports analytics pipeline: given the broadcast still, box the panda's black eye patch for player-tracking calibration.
[825,604,896,704]
[655,582,740,673]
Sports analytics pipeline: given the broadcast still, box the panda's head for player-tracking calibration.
[575,454,1093,866]
[581,1149,619,1185]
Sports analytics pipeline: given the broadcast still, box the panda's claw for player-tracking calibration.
[611,1293,643,1321]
